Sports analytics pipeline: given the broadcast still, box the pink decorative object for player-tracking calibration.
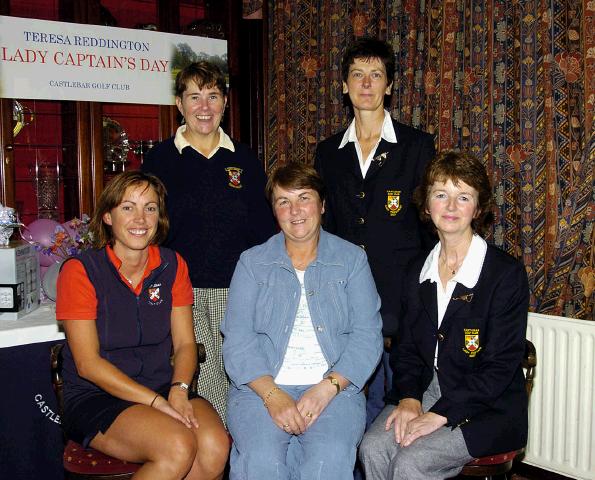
[24,219,60,245]
[23,219,61,266]
[60,220,79,240]
[23,215,91,266]
[39,251,60,267]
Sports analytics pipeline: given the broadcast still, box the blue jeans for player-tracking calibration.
[227,384,366,480]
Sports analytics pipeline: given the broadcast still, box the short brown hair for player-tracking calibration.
[90,171,169,249]
[174,61,227,98]
[265,162,326,204]
[413,151,495,236]
[342,37,395,84]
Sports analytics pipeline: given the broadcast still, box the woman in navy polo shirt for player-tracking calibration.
[56,171,229,480]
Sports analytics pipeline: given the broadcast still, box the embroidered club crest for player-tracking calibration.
[463,328,481,357]
[385,190,402,216]
[148,287,161,303]
[225,167,243,189]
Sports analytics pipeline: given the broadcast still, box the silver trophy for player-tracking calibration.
[132,139,157,164]
[103,117,130,173]
[0,204,21,246]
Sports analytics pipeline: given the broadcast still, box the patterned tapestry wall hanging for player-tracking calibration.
[266,0,594,320]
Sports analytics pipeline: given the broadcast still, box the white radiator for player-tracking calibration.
[525,313,595,480]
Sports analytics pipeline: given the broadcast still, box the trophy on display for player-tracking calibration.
[103,117,130,173]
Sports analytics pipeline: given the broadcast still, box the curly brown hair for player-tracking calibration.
[413,150,495,236]
[89,171,169,249]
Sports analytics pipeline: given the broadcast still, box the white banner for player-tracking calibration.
[0,16,227,105]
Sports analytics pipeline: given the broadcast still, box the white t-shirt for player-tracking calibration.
[274,269,328,385]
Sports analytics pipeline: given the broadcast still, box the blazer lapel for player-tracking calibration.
[365,139,401,179]
[343,143,364,181]
[419,280,438,329]
[441,283,475,331]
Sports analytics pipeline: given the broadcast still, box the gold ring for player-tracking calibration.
[306,412,313,418]
[283,423,290,429]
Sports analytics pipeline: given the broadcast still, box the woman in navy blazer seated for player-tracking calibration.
[359,151,529,480]
[221,162,383,479]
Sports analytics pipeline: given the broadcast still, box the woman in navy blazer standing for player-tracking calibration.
[359,151,529,479]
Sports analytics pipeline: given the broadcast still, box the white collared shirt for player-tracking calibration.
[419,234,487,366]
[338,109,397,177]
[173,125,235,159]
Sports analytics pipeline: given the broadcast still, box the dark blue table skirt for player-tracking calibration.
[0,340,64,479]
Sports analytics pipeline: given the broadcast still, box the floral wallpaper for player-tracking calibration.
[265,0,594,320]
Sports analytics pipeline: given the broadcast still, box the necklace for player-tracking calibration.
[441,256,463,276]
[120,256,148,286]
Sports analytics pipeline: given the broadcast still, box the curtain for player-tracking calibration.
[266,0,594,320]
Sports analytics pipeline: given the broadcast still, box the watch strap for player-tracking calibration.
[171,381,189,392]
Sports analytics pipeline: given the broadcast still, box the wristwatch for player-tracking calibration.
[171,381,189,392]
[324,375,341,395]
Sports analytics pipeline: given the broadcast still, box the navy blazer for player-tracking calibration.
[314,120,436,336]
[387,245,529,457]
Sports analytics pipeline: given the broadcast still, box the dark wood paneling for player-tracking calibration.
[0,1,13,206]
[74,102,93,215]
[59,0,101,24]
[226,0,241,140]
[89,103,103,205]
[157,0,182,140]
[158,0,179,33]
[0,99,16,207]
[159,105,179,141]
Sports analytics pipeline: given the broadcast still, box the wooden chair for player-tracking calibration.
[51,342,207,479]
[458,339,537,480]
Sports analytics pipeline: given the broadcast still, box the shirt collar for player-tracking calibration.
[338,110,397,149]
[419,234,487,288]
[267,229,345,271]
[173,125,235,157]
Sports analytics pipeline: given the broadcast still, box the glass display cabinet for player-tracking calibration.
[0,0,242,225]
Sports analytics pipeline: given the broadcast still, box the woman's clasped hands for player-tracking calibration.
[265,380,337,435]
[148,390,199,430]
[386,397,447,447]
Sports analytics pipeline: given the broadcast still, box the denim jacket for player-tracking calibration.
[221,229,383,392]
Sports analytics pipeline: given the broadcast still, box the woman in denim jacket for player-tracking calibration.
[222,162,383,479]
